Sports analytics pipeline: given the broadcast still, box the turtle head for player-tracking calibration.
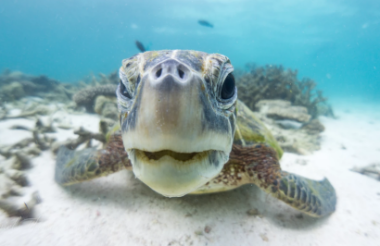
[117,50,237,197]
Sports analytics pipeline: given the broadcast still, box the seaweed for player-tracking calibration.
[236,64,331,119]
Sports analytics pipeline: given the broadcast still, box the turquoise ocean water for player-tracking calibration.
[1,0,379,101]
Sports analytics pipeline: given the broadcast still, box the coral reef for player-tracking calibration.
[1,82,25,101]
[0,117,59,218]
[0,145,40,219]
[94,95,118,120]
[302,119,325,135]
[254,99,324,155]
[236,64,331,119]
[0,160,40,219]
[0,104,51,121]
[51,126,107,154]
[0,69,119,106]
[235,64,334,154]
[0,70,73,103]
[73,84,118,112]
[256,100,311,123]
[70,70,119,113]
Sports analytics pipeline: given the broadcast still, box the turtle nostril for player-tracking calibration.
[156,68,162,78]
[178,68,185,79]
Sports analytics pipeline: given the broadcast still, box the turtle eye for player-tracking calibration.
[221,73,235,100]
[119,80,131,98]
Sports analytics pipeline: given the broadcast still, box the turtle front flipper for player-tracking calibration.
[266,171,337,218]
[55,134,131,185]
[229,144,336,218]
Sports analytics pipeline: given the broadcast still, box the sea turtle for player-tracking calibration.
[55,50,336,217]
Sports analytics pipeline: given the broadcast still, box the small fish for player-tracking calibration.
[275,120,303,129]
[135,40,146,52]
[198,20,214,28]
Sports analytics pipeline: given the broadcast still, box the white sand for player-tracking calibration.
[0,102,380,246]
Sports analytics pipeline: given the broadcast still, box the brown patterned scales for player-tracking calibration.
[55,50,336,217]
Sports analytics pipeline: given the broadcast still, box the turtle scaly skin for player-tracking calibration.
[55,50,336,218]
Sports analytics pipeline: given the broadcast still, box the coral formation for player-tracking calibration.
[73,84,118,112]
[302,119,325,135]
[253,99,324,154]
[0,70,72,102]
[256,100,311,123]
[51,126,107,154]
[236,64,331,119]
[0,102,51,121]
[234,64,333,154]
[0,100,110,218]
[1,82,25,101]
[0,117,59,218]
[0,146,40,219]
[0,69,119,106]
[94,96,118,120]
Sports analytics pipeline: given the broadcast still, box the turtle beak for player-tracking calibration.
[120,58,233,197]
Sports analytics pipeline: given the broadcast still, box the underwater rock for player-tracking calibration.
[255,110,322,155]
[275,133,319,155]
[73,84,117,112]
[256,100,311,123]
[256,99,291,108]
[94,95,118,120]
[302,119,325,134]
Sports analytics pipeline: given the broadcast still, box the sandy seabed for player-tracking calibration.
[0,100,379,246]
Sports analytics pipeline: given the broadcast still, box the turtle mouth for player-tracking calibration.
[127,148,228,197]
[139,149,206,162]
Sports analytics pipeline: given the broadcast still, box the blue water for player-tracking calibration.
[1,0,379,101]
